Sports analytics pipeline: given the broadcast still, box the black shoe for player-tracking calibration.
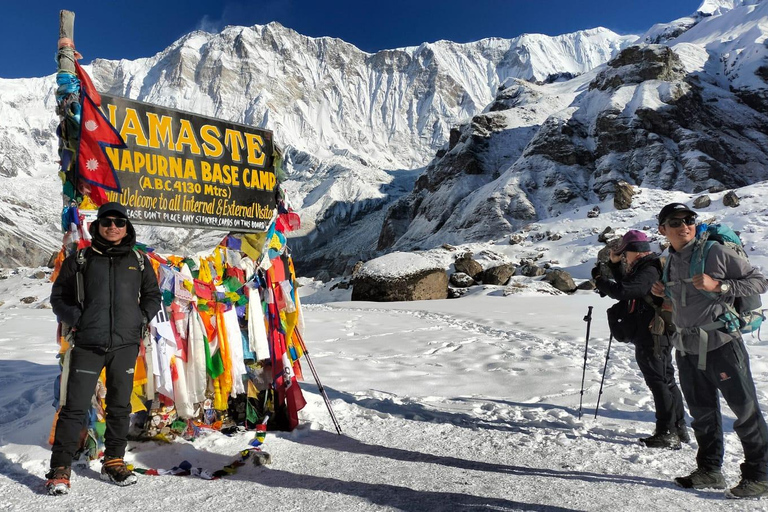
[676,422,691,443]
[100,457,137,486]
[726,478,768,499]
[674,468,726,489]
[640,431,681,450]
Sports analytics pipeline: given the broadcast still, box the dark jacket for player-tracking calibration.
[51,220,161,351]
[596,254,662,346]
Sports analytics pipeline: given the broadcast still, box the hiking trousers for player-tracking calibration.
[50,344,139,468]
[635,342,685,433]
[676,339,768,481]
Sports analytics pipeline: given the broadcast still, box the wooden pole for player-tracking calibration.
[57,10,76,74]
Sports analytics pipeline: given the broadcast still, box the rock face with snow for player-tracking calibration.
[379,1,768,252]
[2,1,768,275]
[0,23,632,270]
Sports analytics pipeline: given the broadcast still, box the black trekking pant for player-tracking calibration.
[676,340,768,481]
[50,344,139,468]
[635,342,685,433]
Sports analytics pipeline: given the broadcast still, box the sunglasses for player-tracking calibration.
[98,217,128,228]
[664,216,696,228]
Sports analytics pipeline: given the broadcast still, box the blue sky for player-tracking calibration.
[5,0,703,79]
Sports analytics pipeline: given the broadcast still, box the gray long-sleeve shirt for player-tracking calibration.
[665,239,768,354]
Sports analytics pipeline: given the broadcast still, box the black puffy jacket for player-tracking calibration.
[51,222,161,351]
[595,254,662,346]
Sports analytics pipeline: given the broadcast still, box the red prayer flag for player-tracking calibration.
[276,213,301,233]
[76,90,125,195]
[74,61,102,107]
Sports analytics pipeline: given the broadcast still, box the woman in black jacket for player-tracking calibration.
[594,230,687,449]
[47,202,161,494]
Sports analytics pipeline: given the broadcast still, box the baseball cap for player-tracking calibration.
[658,202,696,226]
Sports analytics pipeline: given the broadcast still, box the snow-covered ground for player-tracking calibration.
[2,184,768,511]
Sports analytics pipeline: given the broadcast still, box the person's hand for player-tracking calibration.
[591,265,601,280]
[651,281,666,297]
[692,273,720,292]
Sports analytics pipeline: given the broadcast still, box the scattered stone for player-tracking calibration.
[0,301,4,307]
[614,181,636,210]
[351,261,364,276]
[708,184,726,193]
[597,241,621,263]
[479,264,515,286]
[546,231,563,241]
[587,206,600,218]
[329,281,351,291]
[723,191,740,208]
[447,287,468,299]
[543,270,577,293]
[520,260,546,277]
[598,227,615,243]
[454,252,483,280]
[32,270,47,279]
[449,272,475,288]
[508,234,526,245]
[36,302,53,309]
[693,195,711,209]
[577,280,596,291]
[441,244,457,251]
[20,296,37,304]
[47,251,59,269]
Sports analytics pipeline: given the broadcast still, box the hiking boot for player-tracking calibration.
[676,422,691,444]
[674,468,727,489]
[100,457,137,486]
[640,431,681,450]
[726,478,768,499]
[45,466,71,495]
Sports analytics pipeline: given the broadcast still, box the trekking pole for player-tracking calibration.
[594,334,613,419]
[578,306,593,420]
[295,330,342,435]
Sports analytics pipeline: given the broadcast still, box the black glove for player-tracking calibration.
[591,265,601,280]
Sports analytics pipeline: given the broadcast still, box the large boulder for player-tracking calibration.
[693,195,711,208]
[449,272,475,288]
[543,269,577,293]
[480,264,516,285]
[613,181,636,210]
[454,252,483,280]
[352,253,448,302]
[723,191,740,208]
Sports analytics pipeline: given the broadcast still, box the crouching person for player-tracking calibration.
[652,202,768,499]
[594,230,687,449]
[47,202,161,495]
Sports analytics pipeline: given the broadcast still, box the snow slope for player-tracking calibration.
[2,184,768,510]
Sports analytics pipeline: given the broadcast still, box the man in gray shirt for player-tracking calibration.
[652,202,768,499]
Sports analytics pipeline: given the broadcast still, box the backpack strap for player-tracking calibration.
[133,248,146,272]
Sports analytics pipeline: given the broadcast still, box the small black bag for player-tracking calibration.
[607,301,633,343]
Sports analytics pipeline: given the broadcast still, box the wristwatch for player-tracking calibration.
[718,282,730,293]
